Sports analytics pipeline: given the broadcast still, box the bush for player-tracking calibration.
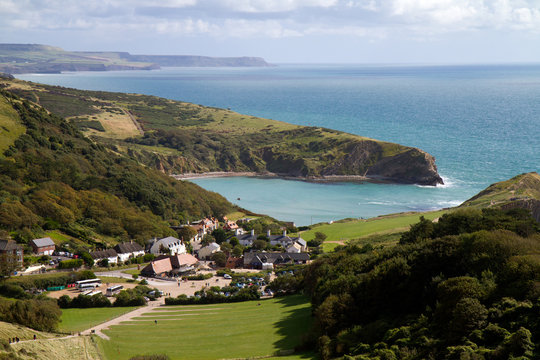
[0,298,61,331]
[58,259,83,269]
[184,273,212,281]
[58,293,111,308]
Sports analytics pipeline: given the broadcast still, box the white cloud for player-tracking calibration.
[220,0,338,13]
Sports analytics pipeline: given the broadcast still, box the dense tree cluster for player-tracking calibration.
[302,208,540,359]
[0,90,234,245]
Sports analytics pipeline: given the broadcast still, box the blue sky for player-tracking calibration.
[1,0,540,63]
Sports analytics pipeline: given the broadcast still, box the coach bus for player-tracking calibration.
[76,278,101,290]
[106,285,123,296]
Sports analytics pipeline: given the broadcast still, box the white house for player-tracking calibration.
[286,243,303,253]
[114,242,145,262]
[148,236,186,255]
[197,242,220,259]
[90,249,118,265]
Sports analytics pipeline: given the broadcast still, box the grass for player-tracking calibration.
[58,307,138,333]
[0,95,25,155]
[301,209,449,243]
[98,295,312,360]
[9,335,103,360]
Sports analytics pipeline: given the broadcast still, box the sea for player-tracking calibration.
[17,64,540,225]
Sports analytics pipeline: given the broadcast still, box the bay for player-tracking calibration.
[17,64,540,225]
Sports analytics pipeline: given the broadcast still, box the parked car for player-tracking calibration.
[223,274,232,279]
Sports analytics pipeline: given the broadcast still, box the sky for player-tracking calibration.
[1,0,540,64]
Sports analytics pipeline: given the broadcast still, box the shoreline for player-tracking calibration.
[171,171,393,184]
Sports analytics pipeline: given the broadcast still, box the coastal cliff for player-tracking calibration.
[1,77,443,186]
[0,44,271,74]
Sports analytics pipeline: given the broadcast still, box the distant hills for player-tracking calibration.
[0,44,271,74]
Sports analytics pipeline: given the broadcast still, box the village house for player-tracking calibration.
[141,253,198,277]
[0,239,23,268]
[286,242,303,253]
[223,220,239,231]
[30,237,55,256]
[90,249,118,265]
[147,236,186,255]
[236,230,307,251]
[114,242,145,263]
[243,252,310,269]
[236,230,258,247]
[189,217,220,241]
[197,242,220,260]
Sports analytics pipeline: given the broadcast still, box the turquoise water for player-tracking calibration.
[17,65,540,225]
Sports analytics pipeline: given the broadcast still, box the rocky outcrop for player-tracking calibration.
[320,141,443,186]
[365,148,443,186]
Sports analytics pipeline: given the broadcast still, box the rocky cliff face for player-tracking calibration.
[319,141,444,186]
[365,148,443,186]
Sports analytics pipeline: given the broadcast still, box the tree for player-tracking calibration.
[253,239,268,250]
[232,245,244,258]
[177,226,197,242]
[212,228,227,244]
[201,234,215,247]
[220,242,232,255]
[0,253,20,281]
[229,237,239,247]
[211,251,227,267]
[80,252,94,267]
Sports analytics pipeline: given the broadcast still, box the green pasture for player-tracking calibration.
[98,295,312,360]
[302,209,449,243]
[58,307,138,333]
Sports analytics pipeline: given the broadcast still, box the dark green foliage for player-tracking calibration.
[303,208,540,359]
[58,259,83,269]
[113,285,149,307]
[6,270,94,290]
[0,89,234,244]
[58,293,111,308]
[211,251,227,267]
[129,355,170,360]
[165,285,260,305]
[0,298,61,331]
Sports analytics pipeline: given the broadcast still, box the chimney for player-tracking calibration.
[283,230,287,236]
[250,229,255,236]
[267,229,271,237]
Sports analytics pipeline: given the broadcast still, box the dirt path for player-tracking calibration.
[121,108,144,135]
[80,298,165,340]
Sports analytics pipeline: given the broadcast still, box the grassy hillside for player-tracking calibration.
[461,172,540,208]
[2,78,443,185]
[0,88,235,250]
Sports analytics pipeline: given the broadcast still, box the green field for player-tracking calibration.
[98,295,312,360]
[302,210,449,243]
[59,307,138,333]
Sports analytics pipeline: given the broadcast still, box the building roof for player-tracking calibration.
[201,242,220,252]
[236,233,258,242]
[0,240,22,251]
[171,253,198,267]
[114,242,144,254]
[30,237,55,248]
[142,254,198,276]
[142,258,173,276]
[90,249,118,260]
[244,252,309,266]
[149,236,184,253]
